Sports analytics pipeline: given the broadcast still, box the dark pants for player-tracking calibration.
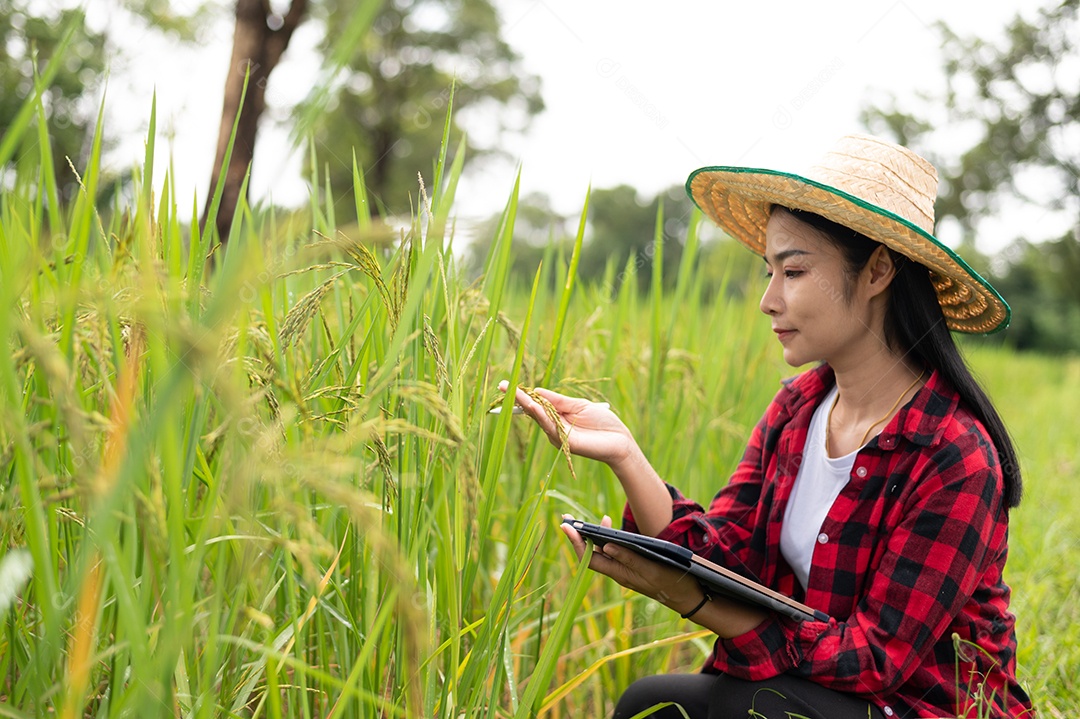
[612,672,888,719]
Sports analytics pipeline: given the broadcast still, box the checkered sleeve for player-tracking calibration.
[623,411,774,577]
[712,429,1006,697]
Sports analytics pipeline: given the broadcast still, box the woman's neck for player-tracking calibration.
[826,347,925,457]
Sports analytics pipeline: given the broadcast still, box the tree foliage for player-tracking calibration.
[862,0,1080,352]
[578,184,692,291]
[305,0,543,219]
[0,2,107,201]
[1,0,539,253]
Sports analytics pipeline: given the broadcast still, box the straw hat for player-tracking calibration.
[685,134,1009,334]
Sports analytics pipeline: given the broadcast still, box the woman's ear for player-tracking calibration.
[863,245,898,298]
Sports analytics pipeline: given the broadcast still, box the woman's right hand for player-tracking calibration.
[499,382,675,536]
[497,381,638,467]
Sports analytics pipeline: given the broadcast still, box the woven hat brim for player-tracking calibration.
[686,166,1010,334]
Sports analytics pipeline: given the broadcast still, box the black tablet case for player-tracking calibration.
[563,518,830,623]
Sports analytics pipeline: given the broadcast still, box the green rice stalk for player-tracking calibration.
[515,542,595,718]
[193,68,251,296]
[430,80,455,217]
[540,186,589,388]
[433,135,468,245]
[647,199,665,415]
[33,93,62,261]
[0,21,76,169]
[351,150,372,231]
[141,91,157,209]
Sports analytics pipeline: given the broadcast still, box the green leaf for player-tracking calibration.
[515,540,595,718]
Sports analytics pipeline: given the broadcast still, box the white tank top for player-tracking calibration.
[780,385,859,591]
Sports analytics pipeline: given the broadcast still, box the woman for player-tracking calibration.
[504,136,1033,718]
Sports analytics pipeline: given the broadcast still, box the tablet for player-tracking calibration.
[563,518,830,623]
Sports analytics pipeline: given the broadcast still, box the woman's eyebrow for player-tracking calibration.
[764,249,813,263]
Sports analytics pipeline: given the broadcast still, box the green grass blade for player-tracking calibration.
[431,80,455,215]
[668,209,701,335]
[433,134,467,246]
[648,198,664,408]
[33,89,62,247]
[142,90,157,208]
[0,21,77,169]
[196,66,251,287]
[541,185,589,387]
[515,542,595,718]
[352,149,372,230]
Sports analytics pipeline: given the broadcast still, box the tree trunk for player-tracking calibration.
[202,0,308,254]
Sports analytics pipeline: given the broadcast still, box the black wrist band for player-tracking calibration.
[679,589,711,619]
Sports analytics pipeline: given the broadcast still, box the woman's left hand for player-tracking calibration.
[561,515,770,638]
[559,514,706,615]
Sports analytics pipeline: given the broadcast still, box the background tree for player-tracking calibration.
[305,0,544,220]
[862,0,1080,351]
[0,2,106,203]
[577,184,692,291]
[467,184,698,297]
[983,240,1080,352]
[203,0,311,246]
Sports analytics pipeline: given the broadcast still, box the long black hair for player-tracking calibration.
[774,206,1023,508]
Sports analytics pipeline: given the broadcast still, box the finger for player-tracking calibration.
[515,389,557,431]
[560,526,624,577]
[495,381,534,412]
[599,541,635,570]
[495,381,534,407]
[497,383,537,417]
[587,549,623,577]
[514,386,537,409]
[498,383,606,420]
[512,389,567,445]
[559,522,587,559]
[532,387,592,415]
[600,514,613,528]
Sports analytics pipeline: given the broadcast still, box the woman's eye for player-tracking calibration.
[783,269,803,279]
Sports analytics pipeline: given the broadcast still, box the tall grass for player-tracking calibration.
[962,347,1080,717]
[2,87,1078,718]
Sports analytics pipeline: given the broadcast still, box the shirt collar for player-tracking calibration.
[781,363,959,448]
[882,368,959,447]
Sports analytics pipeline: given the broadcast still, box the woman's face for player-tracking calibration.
[759,209,883,368]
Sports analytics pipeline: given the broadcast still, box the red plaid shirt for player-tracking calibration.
[624,364,1033,718]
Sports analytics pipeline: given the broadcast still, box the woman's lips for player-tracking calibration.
[774,328,796,342]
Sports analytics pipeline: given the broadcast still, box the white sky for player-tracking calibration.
[94,0,1047,252]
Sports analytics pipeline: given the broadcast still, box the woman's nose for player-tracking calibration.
[759,275,782,315]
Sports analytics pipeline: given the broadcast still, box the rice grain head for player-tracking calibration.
[491,386,577,480]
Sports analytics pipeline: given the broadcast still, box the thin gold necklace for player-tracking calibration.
[826,370,925,454]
